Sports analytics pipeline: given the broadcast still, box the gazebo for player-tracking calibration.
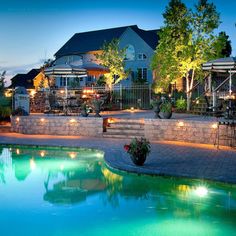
[202,57,236,109]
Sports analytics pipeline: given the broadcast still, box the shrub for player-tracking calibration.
[175,97,187,111]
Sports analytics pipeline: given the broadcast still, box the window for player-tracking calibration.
[124,45,135,61]
[138,53,147,60]
[137,68,147,80]
[60,77,67,87]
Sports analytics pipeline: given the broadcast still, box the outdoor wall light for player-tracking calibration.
[70,119,76,123]
[108,118,115,124]
[40,151,45,157]
[211,123,218,129]
[177,121,184,127]
[69,152,76,159]
[16,117,20,122]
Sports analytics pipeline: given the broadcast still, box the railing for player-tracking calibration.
[48,84,153,111]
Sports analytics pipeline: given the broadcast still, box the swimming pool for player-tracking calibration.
[0,145,235,236]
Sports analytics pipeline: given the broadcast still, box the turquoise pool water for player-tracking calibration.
[0,145,236,236]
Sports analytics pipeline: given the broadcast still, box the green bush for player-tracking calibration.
[175,97,187,111]
[0,97,11,118]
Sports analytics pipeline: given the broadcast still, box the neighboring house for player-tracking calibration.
[9,69,40,90]
[54,25,159,87]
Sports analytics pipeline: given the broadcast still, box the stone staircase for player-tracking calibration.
[103,118,145,139]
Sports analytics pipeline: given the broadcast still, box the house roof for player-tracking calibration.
[9,69,40,89]
[55,25,159,58]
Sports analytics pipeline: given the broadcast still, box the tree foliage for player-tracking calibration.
[96,39,129,88]
[0,71,6,95]
[151,0,228,110]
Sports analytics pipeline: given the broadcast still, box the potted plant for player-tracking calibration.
[160,101,172,119]
[80,102,89,117]
[124,137,151,166]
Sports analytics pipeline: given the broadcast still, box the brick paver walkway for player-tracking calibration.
[0,133,236,184]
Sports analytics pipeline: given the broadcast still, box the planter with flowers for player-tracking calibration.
[124,137,151,166]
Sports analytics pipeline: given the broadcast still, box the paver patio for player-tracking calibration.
[0,132,236,184]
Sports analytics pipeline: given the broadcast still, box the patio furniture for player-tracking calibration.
[48,92,64,115]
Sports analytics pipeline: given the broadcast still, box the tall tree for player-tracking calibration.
[152,0,223,110]
[0,71,6,95]
[213,31,232,57]
[151,0,190,90]
[96,39,129,88]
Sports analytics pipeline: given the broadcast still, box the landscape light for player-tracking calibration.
[211,123,218,129]
[177,121,184,127]
[40,151,45,157]
[195,186,208,197]
[70,119,76,123]
[16,149,20,155]
[69,152,76,159]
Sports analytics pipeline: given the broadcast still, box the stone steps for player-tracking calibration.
[103,119,145,139]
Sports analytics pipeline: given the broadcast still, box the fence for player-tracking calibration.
[50,84,153,111]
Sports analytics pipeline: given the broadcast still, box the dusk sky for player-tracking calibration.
[0,0,235,84]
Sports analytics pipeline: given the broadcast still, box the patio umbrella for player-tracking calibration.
[45,64,87,96]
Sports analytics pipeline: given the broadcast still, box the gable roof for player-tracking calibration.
[9,69,40,89]
[55,25,159,58]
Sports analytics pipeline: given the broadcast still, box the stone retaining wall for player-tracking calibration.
[144,119,232,146]
[11,116,103,137]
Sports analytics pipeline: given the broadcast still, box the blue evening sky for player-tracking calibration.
[0,0,235,84]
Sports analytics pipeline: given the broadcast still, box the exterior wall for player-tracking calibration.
[144,119,230,146]
[119,27,155,85]
[11,116,233,147]
[11,116,103,137]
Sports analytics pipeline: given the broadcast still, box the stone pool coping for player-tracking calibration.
[0,133,236,185]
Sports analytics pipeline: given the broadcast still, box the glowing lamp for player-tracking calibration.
[70,119,76,123]
[211,123,218,129]
[195,186,208,197]
[177,121,184,127]
[69,153,76,159]
[40,118,45,122]
[16,149,20,155]
[16,117,20,122]
[30,90,36,97]
[40,151,45,157]
[196,100,199,104]
[60,90,64,94]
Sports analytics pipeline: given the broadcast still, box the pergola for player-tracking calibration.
[202,57,236,96]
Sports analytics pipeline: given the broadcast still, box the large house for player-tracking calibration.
[53,25,159,87]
